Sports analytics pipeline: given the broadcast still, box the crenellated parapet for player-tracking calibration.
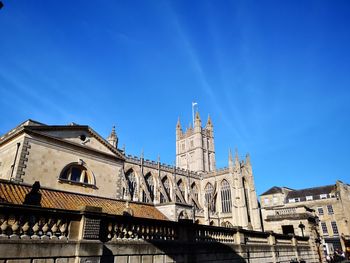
[125,155,201,179]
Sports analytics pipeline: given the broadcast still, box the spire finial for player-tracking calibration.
[194,111,201,127]
[246,153,251,165]
[141,148,144,159]
[107,125,118,148]
[235,148,240,168]
[206,114,212,126]
[176,117,181,129]
[229,148,233,168]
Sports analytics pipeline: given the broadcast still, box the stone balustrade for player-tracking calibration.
[0,204,73,240]
[275,207,297,215]
[194,224,236,243]
[106,219,177,241]
[0,203,319,263]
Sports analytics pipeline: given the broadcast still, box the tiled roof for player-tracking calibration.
[260,186,294,196]
[286,185,335,199]
[261,186,283,196]
[0,180,168,221]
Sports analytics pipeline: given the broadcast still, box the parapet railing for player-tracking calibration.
[275,207,297,215]
[105,215,178,241]
[0,203,79,240]
[0,203,310,247]
[194,224,237,243]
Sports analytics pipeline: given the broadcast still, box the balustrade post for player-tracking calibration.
[234,229,245,244]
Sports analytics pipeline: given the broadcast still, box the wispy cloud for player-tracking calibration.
[165,3,245,146]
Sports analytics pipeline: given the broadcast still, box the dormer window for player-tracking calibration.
[59,163,95,187]
[306,195,313,201]
[320,194,327,199]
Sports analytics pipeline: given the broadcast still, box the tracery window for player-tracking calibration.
[59,163,94,186]
[205,183,215,212]
[220,180,232,213]
[125,169,137,200]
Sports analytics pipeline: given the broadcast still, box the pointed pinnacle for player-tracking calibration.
[207,114,212,126]
[195,111,201,121]
[246,153,251,165]
[235,148,240,166]
[176,117,181,129]
[229,148,233,168]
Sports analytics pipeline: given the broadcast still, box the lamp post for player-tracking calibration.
[299,221,305,237]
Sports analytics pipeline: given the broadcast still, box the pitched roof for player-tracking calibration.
[286,185,335,199]
[0,119,125,160]
[260,186,294,196]
[261,186,283,196]
[0,180,168,221]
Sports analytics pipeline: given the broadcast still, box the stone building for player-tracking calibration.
[0,112,261,231]
[260,181,350,255]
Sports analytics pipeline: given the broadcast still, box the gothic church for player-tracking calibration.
[0,112,261,230]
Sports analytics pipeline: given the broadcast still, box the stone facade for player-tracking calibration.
[0,112,261,231]
[260,181,350,257]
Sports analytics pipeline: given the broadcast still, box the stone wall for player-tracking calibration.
[0,203,321,263]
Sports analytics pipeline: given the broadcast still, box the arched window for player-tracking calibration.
[143,173,154,203]
[205,183,215,212]
[161,176,171,202]
[125,169,137,200]
[221,180,232,213]
[60,163,94,185]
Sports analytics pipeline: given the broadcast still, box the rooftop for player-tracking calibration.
[0,179,168,221]
[286,185,335,199]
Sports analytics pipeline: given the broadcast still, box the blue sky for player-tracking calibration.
[1,0,349,195]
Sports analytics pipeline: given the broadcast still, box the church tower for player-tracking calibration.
[176,112,216,172]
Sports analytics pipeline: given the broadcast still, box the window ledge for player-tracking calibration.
[58,178,97,189]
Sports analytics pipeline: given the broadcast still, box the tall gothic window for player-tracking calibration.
[221,180,232,213]
[205,183,215,212]
[144,173,154,203]
[161,176,171,202]
[125,169,137,200]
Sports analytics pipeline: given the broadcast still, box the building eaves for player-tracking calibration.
[26,124,125,160]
